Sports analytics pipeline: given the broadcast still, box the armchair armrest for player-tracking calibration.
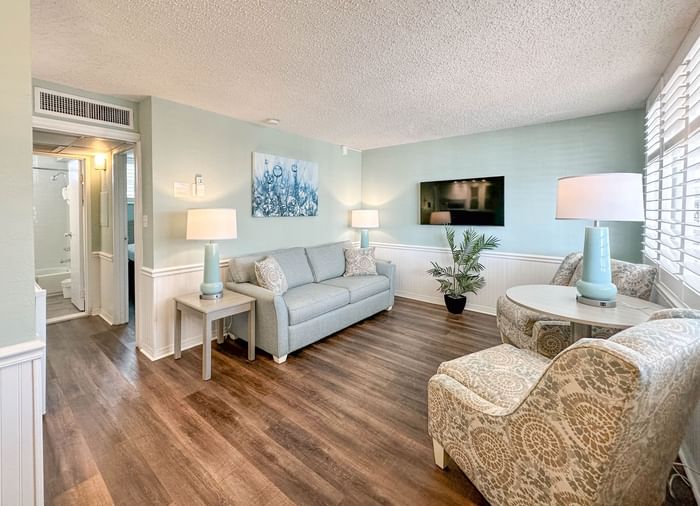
[532,321,574,359]
[225,282,289,357]
[376,259,396,306]
[649,308,700,321]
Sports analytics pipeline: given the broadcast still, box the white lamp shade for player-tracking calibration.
[556,173,644,221]
[186,208,237,240]
[429,211,451,224]
[351,209,379,228]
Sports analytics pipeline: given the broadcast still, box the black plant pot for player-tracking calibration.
[444,294,467,314]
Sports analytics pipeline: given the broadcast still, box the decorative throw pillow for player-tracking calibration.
[255,256,288,295]
[343,247,377,277]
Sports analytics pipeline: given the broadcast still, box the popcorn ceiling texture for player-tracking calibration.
[31,0,700,150]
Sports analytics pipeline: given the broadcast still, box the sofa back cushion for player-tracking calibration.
[270,248,315,288]
[229,247,314,288]
[569,259,657,301]
[305,241,351,282]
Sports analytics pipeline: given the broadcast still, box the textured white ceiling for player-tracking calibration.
[31,0,700,150]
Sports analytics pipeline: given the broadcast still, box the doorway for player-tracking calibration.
[32,153,86,322]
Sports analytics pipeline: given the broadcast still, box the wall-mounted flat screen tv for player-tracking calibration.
[420,176,504,226]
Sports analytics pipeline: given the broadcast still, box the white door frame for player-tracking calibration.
[32,152,90,321]
[32,116,143,346]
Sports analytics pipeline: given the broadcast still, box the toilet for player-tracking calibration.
[61,278,71,299]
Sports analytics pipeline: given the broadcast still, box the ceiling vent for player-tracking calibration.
[34,87,133,129]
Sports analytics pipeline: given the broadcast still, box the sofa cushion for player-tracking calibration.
[321,275,389,303]
[343,247,377,276]
[254,257,288,295]
[283,283,350,325]
[270,248,315,289]
[438,344,549,410]
[305,242,349,282]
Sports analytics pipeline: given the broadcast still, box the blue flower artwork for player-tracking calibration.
[252,152,319,217]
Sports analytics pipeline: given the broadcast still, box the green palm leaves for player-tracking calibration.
[427,226,500,298]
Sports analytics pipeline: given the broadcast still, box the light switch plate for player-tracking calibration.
[173,182,190,198]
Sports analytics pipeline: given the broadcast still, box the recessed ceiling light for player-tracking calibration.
[264,118,280,126]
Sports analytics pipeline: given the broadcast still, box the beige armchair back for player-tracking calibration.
[429,314,700,505]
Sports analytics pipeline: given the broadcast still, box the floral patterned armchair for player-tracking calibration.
[428,311,700,505]
[496,252,657,358]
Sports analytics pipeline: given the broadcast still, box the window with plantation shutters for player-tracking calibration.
[644,36,700,307]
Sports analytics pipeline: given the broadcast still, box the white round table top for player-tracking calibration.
[505,284,666,329]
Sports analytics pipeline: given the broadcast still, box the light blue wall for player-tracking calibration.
[362,110,645,262]
[1,0,35,346]
[143,97,362,269]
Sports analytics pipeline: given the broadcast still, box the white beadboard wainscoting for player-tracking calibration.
[371,242,562,315]
[93,251,115,325]
[0,340,45,506]
[138,259,231,360]
[136,244,561,360]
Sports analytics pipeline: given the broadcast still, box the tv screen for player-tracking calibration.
[420,176,504,226]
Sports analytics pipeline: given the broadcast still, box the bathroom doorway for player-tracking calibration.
[32,153,87,322]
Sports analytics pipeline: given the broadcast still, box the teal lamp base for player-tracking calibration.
[360,229,369,248]
[200,242,223,300]
[576,226,617,306]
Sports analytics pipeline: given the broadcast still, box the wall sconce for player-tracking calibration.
[94,154,107,171]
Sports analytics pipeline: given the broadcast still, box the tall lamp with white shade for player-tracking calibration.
[556,173,645,307]
[186,208,237,300]
[351,209,379,248]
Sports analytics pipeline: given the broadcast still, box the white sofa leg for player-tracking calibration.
[273,354,287,364]
[433,438,447,469]
[387,305,393,311]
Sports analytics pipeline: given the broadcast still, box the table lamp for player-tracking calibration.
[186,208,237,299]
[556,173,644,307]
[351,209,379,248]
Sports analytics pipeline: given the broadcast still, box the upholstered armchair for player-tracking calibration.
[428,312,700,506]
[496,252,657,358]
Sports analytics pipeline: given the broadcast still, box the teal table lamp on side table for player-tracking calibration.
[556,173,644,307]
[186,208,237,299]
[351,209,379,248]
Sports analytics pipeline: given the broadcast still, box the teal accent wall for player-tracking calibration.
[361,110,645,262]
[0,0,36,346]
[142,97,362,269]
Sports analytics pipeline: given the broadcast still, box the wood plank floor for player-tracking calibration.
[44,297,499,505]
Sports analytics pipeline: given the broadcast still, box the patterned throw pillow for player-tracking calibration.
[254,256,288,295]
[344,247,377,276]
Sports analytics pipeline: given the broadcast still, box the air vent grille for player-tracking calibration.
[34,88,133,129]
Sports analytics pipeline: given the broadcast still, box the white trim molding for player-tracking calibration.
[32,115,140,143]
[92,250,114,262]
[0,340,45,506]
[141,258,230,278]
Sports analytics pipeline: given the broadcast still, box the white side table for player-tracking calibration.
[506,284,665,339]
[173,290,256,380]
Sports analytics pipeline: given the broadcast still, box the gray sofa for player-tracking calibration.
[225,241,396,363]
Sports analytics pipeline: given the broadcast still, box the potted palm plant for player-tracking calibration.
[427,226,500,314]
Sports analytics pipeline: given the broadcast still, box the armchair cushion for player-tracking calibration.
[649,308,700,320]
[438,344,548,409]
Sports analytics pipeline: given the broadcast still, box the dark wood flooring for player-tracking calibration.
[44,297,499,505]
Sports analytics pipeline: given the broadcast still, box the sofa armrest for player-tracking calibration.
[225,282,289,357]
[376,259,396,306]
[649,308,700,321]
